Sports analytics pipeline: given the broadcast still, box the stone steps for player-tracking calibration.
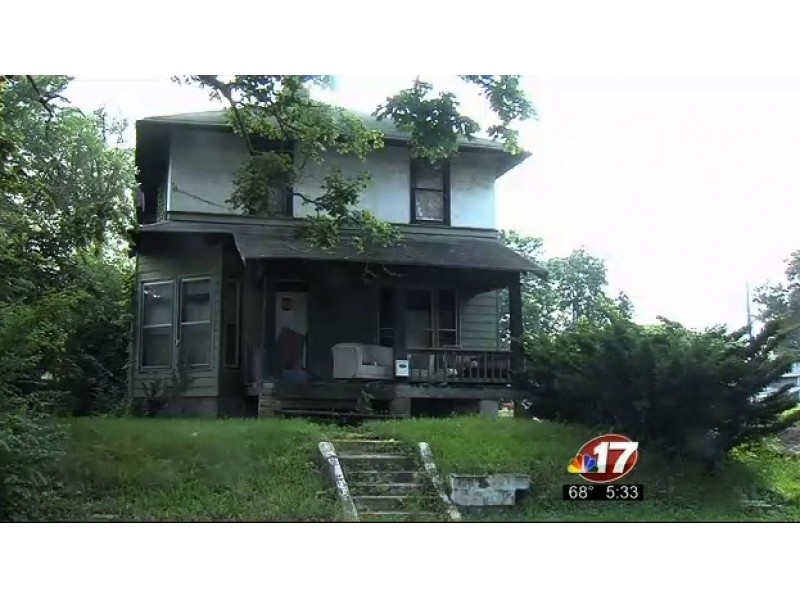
[337,454,417,471]
[359,511,444,522]
[332,439,404,454]
[353,495,410,512]
[348,481,422,495]
[346,470,424,484]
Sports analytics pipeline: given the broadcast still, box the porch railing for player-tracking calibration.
[408,349,514,385]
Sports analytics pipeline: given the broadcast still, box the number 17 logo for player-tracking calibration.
[567,433,639,483]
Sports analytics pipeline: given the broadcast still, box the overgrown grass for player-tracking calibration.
[51,416,800,521]
[363,417,800,521]
[51,418,340,521]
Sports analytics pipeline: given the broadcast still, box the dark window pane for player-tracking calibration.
[439,330,457,347]
[413,161,444,190]
[181,279,211,323]
[143,283,173,326]
[180,323,211,365]
[142,327,172,367]
[414,190,445,221]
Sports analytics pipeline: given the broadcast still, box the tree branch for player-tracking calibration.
[196,76,256,155]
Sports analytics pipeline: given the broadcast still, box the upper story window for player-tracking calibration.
[411,159,450,225]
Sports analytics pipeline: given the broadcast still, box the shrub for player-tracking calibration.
[0,398,63,520]
[522,316,800,461]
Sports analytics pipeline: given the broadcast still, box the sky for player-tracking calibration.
[65,75,800,331]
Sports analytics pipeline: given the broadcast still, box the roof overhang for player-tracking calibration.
[135,221,547,276]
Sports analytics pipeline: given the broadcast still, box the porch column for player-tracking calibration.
[393,282,408,367]
[262,271,277,378]
[508,271,524,375]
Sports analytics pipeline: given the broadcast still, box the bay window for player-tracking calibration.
[179,278,212,367]
[140,281,174,368]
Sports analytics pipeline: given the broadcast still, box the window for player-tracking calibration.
[179,278,212,367]
[140,281,174,368]
[411,158,449,224]
[224,279,241,368]
[378,288,458,348]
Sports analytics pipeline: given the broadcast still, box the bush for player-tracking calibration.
[0,399,63,520]
[522,316,800,462]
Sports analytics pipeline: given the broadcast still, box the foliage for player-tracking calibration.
[754,249,800,352]
[0,398,64,521]
[364,416,800,521]
[499,230,632,337]
[0,76,135,517]
[521,314,800,460]
[0,76,135,413]
[181,75,535,248]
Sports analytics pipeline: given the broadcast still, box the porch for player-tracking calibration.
[239,252,530,416]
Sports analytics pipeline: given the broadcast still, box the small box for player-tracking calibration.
[394,359,410,378]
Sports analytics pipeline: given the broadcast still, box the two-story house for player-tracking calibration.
[131,109,545,418]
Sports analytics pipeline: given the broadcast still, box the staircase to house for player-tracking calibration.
[332,436,450,521]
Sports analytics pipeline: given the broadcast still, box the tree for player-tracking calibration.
[754,249,800,352]
[0,76,135,518]
[500,230,632,336]
[179,75,536,248]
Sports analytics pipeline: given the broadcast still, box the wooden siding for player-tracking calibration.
[460,290,502,351]
[132,235,222,398]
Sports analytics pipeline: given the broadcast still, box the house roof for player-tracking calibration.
[136,220,546,275]
[139,109,528,155]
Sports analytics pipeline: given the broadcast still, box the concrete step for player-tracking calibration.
[354,495,409,512]
[359,511,444,522]
[339,454,417,471]
[349,482,422,496]
[346,470,424,484]
[332,439,405,455]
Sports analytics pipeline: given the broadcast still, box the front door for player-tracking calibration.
[275,290,308,368]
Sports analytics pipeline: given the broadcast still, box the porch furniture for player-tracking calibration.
[332,343,393,380]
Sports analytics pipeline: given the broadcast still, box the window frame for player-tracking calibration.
[410,158,451,225]
[223,278,241,369]
[139,279,175,371]
[377,288,460,349]
[177,275,214,369]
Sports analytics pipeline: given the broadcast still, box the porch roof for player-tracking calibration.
[137,220,547,275]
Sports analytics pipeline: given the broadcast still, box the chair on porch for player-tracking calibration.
[331,343,393,380]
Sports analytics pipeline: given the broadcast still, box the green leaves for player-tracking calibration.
[461,75,537,154]
[524,312,800,460]
[375,78,480,164]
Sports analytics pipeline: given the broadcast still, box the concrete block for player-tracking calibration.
[449,473,531,506]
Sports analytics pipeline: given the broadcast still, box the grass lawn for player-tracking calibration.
[364,417,800,521]
[52,418,340,521]
[52,416,800,521]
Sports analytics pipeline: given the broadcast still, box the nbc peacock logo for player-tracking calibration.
[567,433,639,483]
[567,453,599,475]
